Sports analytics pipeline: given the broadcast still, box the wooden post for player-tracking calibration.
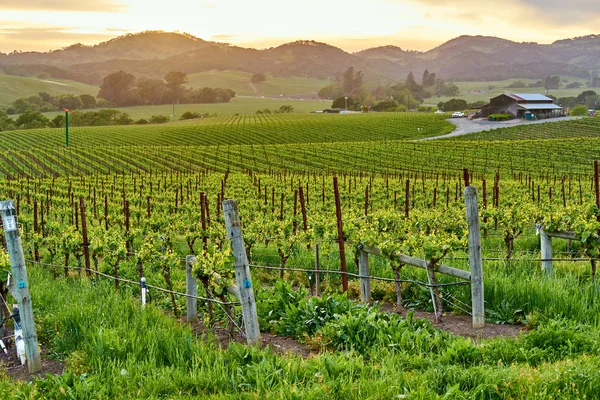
[464,187,485,329]
[222,200,261,346]
[0,200,42,373]
[186,256,198,322]
[333,177,348,292]
[538,225,553,274]
[79,197,91,277]
[357,248,371,304]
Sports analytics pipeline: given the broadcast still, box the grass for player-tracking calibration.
[427,77,594,105]
[2,268,600,398]
[0,72,98,109]
[186,70,330,97]
[39,96,330,120]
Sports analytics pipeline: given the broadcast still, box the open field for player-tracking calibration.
[428,77,594,105]
[187,70,330,97]
[38,96,330,120]
[2,111,600,398]
[0,72,98,108]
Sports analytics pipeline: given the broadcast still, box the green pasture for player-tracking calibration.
[39,96,330,120]
[427,76,593,105]
[186,70,330,97]
[0,72,98,109]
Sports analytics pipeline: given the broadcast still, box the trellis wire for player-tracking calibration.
[26,260,240,306]
[248,263,470,288]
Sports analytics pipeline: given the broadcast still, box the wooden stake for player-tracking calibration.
[222,200,261,346]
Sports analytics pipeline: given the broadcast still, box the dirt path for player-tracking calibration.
[418,116,583,141]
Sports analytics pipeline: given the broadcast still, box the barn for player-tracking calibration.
[480,93,564,119]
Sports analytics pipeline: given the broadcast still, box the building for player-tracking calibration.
[480,93,564,119]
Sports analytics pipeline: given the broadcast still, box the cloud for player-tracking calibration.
[0,24,119,52]
[0,0,126,12]
[211,34,235,41]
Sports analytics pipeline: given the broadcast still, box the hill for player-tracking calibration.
[0,72,98,108]
[4,31,600,89]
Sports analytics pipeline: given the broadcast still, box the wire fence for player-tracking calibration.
[26,260,241,306]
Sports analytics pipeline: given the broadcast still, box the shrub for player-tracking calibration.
[149,115,169,124]
[179,111,201,120]
[488,113,512,121]
[134,119,148,125]
[570,104,588,116]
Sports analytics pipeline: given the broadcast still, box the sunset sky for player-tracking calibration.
[1,0,599,53]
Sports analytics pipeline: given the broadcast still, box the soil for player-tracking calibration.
[389,305,525,340]
[184,301,524,360]
[0,345,64,381]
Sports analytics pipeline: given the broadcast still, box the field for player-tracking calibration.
[2,112,600,398]
[428,76,593,105]
[38,96,330,120]
[0,72,98,109]
[186,70,330,98]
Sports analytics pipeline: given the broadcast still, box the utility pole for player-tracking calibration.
[0,200,42,373]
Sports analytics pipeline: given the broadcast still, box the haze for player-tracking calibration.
[1,0,599,53]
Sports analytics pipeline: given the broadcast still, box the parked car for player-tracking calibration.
[451,112,465,118]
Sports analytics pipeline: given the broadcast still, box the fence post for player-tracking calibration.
[186,255,198,321]
[464,187,485,329]
[222,199,261,346]
[357,247,371,304]
[0,200,42,373]
[537,225,553,274]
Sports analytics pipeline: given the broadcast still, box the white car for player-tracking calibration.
[451,112,465,118]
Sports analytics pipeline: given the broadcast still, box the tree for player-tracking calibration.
[15,111,50,129]
[342,66,363,97]
[570,104,589,116]
[59,94,83,111]
[544,75,561,90]
[250,73,266,84]
[98,71,137,106]
[164,71,188,102]
[406,71,419,92]
[441,98,468,112]
[332,96,359,110]
[79,94,96,109]
[137,78,166,105]
[422,69,436,87]
[318,84,343,100]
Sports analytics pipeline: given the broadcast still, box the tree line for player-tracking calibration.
[3,70,236,115]
[98,71,235,107]
[318,67,460,111]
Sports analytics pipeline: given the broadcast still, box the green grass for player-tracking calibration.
[40,96,330,120]
[186,70,330,97]
[3,269,600,399]
[0,72,98,109]
[427,77,593,105]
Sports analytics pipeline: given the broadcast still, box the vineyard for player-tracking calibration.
[2,113,600,398]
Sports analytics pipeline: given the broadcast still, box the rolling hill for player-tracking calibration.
[3,31,600,96]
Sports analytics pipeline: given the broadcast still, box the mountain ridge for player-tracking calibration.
[1,31,599,84]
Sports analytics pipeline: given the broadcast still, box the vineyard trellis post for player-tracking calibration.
[0,200,42,373]
[186,255,198,321]
[538,225,553,274]
[222,199,261,346]
[464,186,485,329]
[357,249,371,304]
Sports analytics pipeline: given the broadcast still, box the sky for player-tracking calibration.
[1,0,600,53]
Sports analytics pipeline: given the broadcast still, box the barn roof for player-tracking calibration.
[517,103,562,110]
[508,93,554,102]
